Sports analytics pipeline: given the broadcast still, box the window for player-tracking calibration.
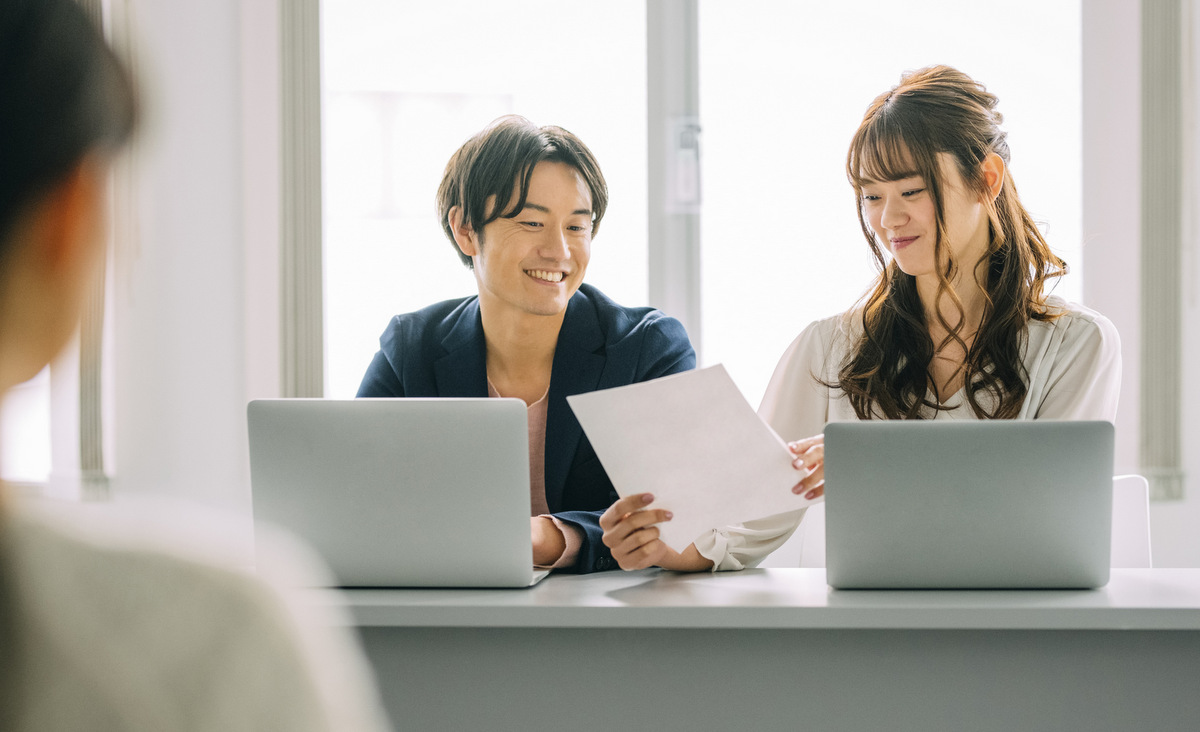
[0,368,51,483]
[320,0,1084,407]
[321,0,649,398]
[698,0,1083,405]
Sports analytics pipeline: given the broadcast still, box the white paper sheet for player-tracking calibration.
[567,364,818,552]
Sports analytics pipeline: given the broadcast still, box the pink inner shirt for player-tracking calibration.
[487,379,582,569]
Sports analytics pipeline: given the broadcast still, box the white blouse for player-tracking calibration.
[693,296,1122,571]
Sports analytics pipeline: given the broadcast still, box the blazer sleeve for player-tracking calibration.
[637,313,698,379]
[553,314,697,573]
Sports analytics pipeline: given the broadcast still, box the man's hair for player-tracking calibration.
[436,115,608,269]
[0,0,137,251]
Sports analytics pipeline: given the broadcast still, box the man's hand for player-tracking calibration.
[599,493,713,572]
[531,516,567,566]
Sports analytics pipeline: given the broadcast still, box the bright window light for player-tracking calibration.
[321,0,649,398]
[0,367,51,483]
[698,0,1082,406]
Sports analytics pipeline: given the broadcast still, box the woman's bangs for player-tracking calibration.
[850,117,920,188]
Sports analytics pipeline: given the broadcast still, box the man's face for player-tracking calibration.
[466,161,594,320]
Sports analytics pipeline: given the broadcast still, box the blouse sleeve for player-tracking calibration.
[1033,309,1122,422]
[692,320,833,571]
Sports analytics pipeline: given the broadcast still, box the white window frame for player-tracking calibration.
[284,0,1189,503]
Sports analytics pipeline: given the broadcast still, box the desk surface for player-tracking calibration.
[326,568,1200,631]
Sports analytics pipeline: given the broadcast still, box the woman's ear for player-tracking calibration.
[21,155,108,278]
[981,152,1005,202]
[447,205,479,259]
[0,155,109,389]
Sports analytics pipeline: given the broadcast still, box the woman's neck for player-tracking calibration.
[916,269,988,402]
[916,267,988,340]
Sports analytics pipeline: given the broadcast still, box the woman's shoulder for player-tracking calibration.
[798,308,861,352]
[1031,296,1121,350]
[770,309,860,378]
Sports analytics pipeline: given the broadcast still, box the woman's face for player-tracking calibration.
[0,155,111,392]
[859,152,990,283]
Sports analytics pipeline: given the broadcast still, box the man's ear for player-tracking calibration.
[981,152,1005,202]
[448,205,479,258]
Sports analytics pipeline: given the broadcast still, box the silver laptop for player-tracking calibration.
[824,420,1113,590]
[248,398,549,588]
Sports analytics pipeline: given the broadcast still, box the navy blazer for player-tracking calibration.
[357,284,696,573]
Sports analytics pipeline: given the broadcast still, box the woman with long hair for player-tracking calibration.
[599,65,1120,572]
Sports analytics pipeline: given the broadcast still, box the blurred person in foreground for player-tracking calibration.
[0,1,389,729]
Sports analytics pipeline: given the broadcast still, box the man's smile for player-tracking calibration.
[525,269,564,283]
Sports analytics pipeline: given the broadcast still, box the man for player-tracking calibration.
[357,116,695,573]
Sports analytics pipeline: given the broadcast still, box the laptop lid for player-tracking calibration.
[824,420,1114,590]
[248,398,546,588]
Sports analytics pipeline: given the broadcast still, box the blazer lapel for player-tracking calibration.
[433,298,489,398]
[543,292,606,512]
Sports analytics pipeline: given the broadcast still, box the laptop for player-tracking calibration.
[823,420,1114,590]
[247,398,550,588]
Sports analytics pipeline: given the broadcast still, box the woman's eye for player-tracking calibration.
[862,194,881,202]
[901,188,925,197]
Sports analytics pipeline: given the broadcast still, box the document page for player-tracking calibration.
[567,365,818,552]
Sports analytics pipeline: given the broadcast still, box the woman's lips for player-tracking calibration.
[891,236,918,250]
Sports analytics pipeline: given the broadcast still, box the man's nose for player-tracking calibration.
[540,227,571,260]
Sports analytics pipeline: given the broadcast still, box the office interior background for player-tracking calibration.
[0,0,1196,566]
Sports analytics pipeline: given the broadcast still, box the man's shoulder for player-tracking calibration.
[379,294,479,348]
[566,285,695,380]
[571,284,688,343]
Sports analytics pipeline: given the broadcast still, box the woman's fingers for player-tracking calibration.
[792,443,825,471]
[786,434,824,456]
[792,461,825,498]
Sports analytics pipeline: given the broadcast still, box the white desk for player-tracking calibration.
[329,569,1200,731]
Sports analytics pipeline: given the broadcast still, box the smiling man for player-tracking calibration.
[356,116,695,573]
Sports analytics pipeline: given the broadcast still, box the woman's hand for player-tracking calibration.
[599,494,713,572]
[788,434,825,500]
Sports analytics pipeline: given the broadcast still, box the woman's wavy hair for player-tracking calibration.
[839,65,1066,419]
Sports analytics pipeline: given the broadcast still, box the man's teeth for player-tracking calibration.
[526,270,563,282]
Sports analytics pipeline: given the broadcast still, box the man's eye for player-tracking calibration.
[522,221,544,228]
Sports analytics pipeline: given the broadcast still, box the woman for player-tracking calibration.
[0,1,386,729]
[600,65,1121,572]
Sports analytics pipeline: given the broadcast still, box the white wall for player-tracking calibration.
[1153,0,1200,567]
[106,0,1198,567]
[1083,0,1200,568]
[111,0,259,516]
